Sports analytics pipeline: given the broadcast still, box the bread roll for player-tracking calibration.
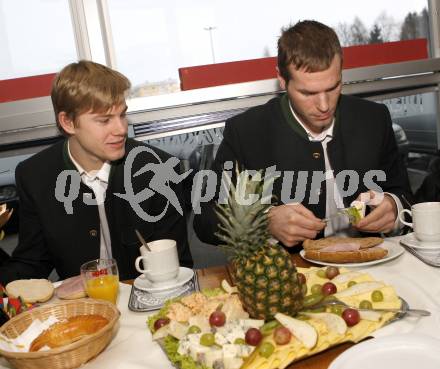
[6,279,54,303]
[303,237,387,263]
[30,314,109,352]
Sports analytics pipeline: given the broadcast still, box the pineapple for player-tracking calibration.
[215,169,303,320]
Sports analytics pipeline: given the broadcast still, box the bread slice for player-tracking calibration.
[303,237,383,251]
[6,279,54,303]
[303,237,387,264]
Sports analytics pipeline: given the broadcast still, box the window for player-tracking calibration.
[0,0,77,80]
[106,0,429,97]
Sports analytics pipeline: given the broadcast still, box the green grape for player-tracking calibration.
[260,320,280,336]
[347,281,357,287]
[311,284,323,295]
[359,300,373,309]
[234,338,246,345]
[187,325,201,334]
[329,305,344,316]
[200,333,215,346]
[303,293,324,308]
[371,290,384,302]
[259,342,275,358]
[317,269,327,278]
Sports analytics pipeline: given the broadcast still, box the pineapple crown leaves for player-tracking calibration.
[215,166,276,258]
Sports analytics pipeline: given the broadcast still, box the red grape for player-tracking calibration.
[321,282,337,295]
[273,326,292,345]
[245,328,263,346]
[342,308,360,326]
[209,310,226,327]
[153,317,170,331]
[325,266,340,280]
[297,273,306,284]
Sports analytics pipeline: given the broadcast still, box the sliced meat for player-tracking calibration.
[56,275,86,299]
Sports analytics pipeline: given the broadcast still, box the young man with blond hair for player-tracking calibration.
[0,60,192,284]
[194,20,412,248]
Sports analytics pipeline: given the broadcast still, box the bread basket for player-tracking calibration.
[0,298,120,369]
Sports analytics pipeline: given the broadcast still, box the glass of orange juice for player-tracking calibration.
[80,259,119,304]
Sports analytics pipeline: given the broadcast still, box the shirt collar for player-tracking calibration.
[67,141,111,183]
[288,100,334,142]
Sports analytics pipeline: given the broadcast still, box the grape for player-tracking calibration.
[259,342,275,358]
[329,305,343,316]
[187,325,201,334]
[209,310,226,327]
[342,308,360,326]
[260,320,280,336]
[371,290,384,302]
[321,282,337,295]
[297,273,306,284]
[234,338,246,345]
[245,328,262,346]
[347,281,357,287]
[200,333,215,346]
[273,327,292,345]
[317,269,327,278]
[302,293,324,308]
[325,266,340,279]
[153,318,170,331]
[359,300,373,309]
[311,284,323,294]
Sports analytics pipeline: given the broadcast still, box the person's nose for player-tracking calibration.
[113,117,128,136]
[316,92,329,113]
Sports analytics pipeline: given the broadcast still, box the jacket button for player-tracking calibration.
[89,229,98,237]
[313,152,321,159]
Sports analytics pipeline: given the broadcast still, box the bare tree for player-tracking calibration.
[350,17,368,45]
[335,22,353,46]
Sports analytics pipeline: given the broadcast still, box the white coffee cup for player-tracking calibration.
[399,202,440,243]
[135,239,179,285]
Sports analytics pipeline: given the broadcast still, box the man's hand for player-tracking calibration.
[354,191,397,233]
[268,203,326,247]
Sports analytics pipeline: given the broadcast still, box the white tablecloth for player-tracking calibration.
[1,236,440,368]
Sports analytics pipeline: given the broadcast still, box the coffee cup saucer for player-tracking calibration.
[401,232,440,250]
[134,267,194,292]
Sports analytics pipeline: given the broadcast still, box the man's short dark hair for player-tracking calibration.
[277,20,342,82]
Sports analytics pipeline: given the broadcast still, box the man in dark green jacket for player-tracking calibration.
[194,20,412,248]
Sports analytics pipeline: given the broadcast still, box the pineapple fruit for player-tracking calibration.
[215,169,303,319]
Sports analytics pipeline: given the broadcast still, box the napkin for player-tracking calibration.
[0,316,59,352]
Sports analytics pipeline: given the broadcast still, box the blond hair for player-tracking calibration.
[51,60,131,135]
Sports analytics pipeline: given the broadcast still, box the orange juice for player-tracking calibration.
[86,274,119,303]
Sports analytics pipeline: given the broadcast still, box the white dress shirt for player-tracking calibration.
[68,142,113,259]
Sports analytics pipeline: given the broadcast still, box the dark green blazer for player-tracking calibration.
[0,139,193,284]
[194,94,412,245]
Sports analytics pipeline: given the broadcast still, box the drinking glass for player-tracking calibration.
[80,259,119,304]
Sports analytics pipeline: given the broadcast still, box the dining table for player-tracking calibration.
[0,235,439,369]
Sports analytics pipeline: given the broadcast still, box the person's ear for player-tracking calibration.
[58,112,75,135]
[276,67,287,90]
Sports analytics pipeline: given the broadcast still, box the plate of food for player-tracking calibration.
[300,237,404,267]
[147,266,410,369]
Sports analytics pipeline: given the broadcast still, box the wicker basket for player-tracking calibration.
[0,298,120,369]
